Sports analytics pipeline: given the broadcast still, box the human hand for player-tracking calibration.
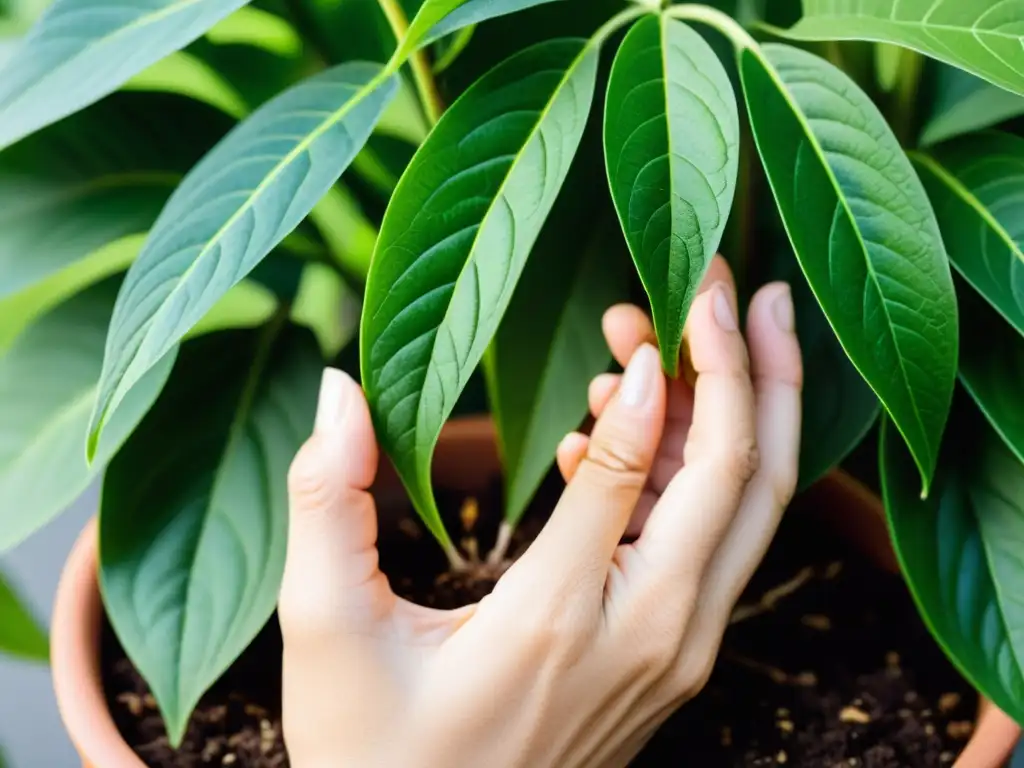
[278,256,803,768]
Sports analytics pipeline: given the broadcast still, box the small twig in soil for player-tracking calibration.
[723,651,818,688]
[729,566,815,625]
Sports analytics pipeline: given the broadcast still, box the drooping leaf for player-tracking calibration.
[400,0,564,57]
[0,567,48,661]
[882,410,1024,726]
[123,51,248,119]
[741,42,957,492]
[101,323,321,746]
[488,179,628,526]
[920,64,1024,146]
[913,132,1024,336]
[0,279,173,552]
[205,5,301,57]
[783,0,1024,97]
[88,63,397,456]
[761,241,880,489]
[959,290,1024,465]
[362,38,598,549]
[0,0,252,149]
[604,15,739,375]
[0,92,234,302]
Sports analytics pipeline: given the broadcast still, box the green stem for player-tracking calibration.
[377,0,445,124]
[666,3,758,50]
[893,48,923,146]
[592,5,651,45]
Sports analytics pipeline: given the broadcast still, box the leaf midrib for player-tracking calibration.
[755,48,932,470]
[0,0,214,109]
[102,69,390,432]
[411,43,594,470]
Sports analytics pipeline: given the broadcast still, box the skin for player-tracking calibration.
[278,256,803,768]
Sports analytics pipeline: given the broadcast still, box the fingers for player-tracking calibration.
[279,369,393,641]
[635,281,757,582]
[518,344,666,589]
[688,282,803,636]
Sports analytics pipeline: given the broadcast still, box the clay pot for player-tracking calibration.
[51,418,1020,767]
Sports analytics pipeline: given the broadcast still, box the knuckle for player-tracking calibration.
[584,435,649,487]
[672,654,715,702]
[287,440,334,510]
[716,438,760,483]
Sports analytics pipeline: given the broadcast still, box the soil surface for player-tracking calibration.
[104,471,976,767]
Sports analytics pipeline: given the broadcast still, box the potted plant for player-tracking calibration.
[1,0,1023,764]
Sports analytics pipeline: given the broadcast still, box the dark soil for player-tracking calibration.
[104,471,976,767]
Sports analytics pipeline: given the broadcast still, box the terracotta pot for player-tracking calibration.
[51,418,1020,767]
[805,470,1022,768]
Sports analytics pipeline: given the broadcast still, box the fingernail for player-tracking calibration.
[315,368,348,433]
[620,343,658,408]
[772,285,795,333]
[713,284,738,332]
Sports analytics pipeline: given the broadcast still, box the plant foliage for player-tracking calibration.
[2,0,1024,742]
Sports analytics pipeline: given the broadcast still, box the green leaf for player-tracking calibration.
[0,278,173,552]
[762,242,880,489]
[205,5,301,57]
[0,92,233,303]
[783,0,1024,97]
[100,323,321,746]
[362,38,598,550]
[959,290,1024,465]
[741,42,957,492]
[0,0,252,149]
[604,15,740,376]
[401,0,564,57]
[921,64,1024,146]
[123,51,248,119]
[489,194,628,527]
[88,63,397,457]
[913,132,1024,337]
[0,567,48,661]
[882,409,1024,726]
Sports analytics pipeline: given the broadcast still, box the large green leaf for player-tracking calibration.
[0,0,252,149]
[0,567,47,661]
[0,278,173,552]
[783,0,1024,97]
[913,132,1024,337]
[0,92,233,302]
[88,63,397,456]
[882,410,1024,726]
[488,189,627,527]
[921,64,1024,146]
[401,0,564,56]
[101,323,321,746]
[604,14,739,375]
[123,51,248,119]
[362,38,598,550]
[959,290,1024,465]
[741,42,957,492]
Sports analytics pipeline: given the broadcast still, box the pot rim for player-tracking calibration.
[50,428,1019,767]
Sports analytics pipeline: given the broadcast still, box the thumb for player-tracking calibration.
[519,344,665,587]
[279,368,393,641]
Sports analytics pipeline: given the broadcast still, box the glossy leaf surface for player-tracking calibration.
[785,0,1024,97]
[0,279,172,552]
[921,65,1024,146]
[101,324,321,746]
[741,43,957,491]
[914,132,1024,336]
[0,92,232,302]
[89,63,396,455]
[959,290,1024,465]
[362,39,598,546]
[0,0,250,149]
[882,412,1024,726]
[402,0,564,55]
[0,568,47,661]
[604,15,739,376]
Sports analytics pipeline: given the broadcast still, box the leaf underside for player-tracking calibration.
[89,62,397,454]
[920,64,1024,146]
[0,0,250,149]
[786,0,1024,97]
[362,38,598,544]
[741,42,957,491]
[882,411,1024,726]
[100,325,320,746]
[604,14,740,376]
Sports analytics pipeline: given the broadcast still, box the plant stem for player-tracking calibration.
[666,3,758,50]
[592,5,651,45]
[892,48,923,146]
[377,0,445,124]
[486,521,515,566]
